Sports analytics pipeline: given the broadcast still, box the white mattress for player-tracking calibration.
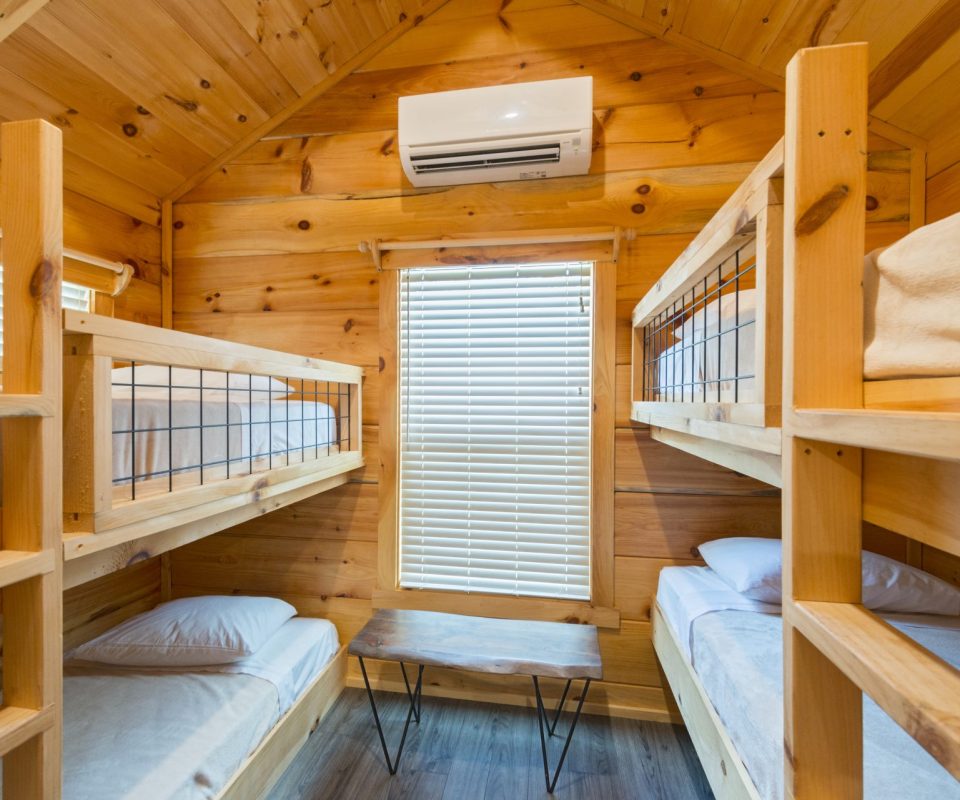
[60,617,339,800]
[112,383,339,485]
[656,567,960,799]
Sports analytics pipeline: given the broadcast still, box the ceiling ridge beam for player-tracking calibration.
[572,0,927,151]
[164,0,453,204]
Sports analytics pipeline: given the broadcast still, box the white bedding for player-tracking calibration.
[656,567,960,799]
[58,617,339,800]
[653,291,758,403]
[112,380,339,485]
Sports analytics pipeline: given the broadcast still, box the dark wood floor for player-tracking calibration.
[267,688,715,800]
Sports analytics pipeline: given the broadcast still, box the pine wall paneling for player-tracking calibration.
[167,0,915,720]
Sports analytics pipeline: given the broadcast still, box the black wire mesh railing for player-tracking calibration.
[110,363,354,501]
[641,241,757,404]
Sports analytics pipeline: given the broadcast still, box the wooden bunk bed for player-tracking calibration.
[1,118,362,800]
[61,311,364,589]
[638,44,960,799]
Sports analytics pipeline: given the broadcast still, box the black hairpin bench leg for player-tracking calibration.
[358,657,424,774]
[532,675,592,794]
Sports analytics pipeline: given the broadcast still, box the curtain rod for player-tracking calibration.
[0,228,128,276]
[359,228,629,271]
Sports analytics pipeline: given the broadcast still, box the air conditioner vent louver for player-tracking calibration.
[410,143,561,174]
[399,77,593,187]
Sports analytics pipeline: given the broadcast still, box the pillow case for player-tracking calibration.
[698,537,960,616]
[70,595,297,667]
[112,364,289,394]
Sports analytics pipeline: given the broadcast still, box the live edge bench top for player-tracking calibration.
[348,609,603,681]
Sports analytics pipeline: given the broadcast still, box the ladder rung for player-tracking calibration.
[789,409,960,462]
[787,600,960,780]
[0,549,56,589]
[0,394,55,418]
[0,705,55,758]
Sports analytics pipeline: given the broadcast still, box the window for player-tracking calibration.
[398,262,593,600]
[0,266,90,355]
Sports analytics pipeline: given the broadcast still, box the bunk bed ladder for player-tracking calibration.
[0,119,64,799]
[782,43,960,799]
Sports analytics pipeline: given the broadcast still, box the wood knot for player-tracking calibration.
[300,159,313,193]
[795,184,849,236]
[379,356,385,372]
[343,318,354,333]
[865,195,878,211]
[631,203,646,214]
[200,79,211,89]
[693,86,704,97]
[30,260,58,309]
[237,114,247,123]
[298,219,311,230]
[637,184,651,195]
[122,123,138,137]
[629,71,642,81]
[173,220,184,230]
[136,105,151,115]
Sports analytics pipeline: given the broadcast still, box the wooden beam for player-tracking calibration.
[0,117,63,800]
[163,0,453,203]
[789,408,960,463]
[868,0,960,109]
[377,269,399,591]
[591,261,616,608]
[0,0,50,45]
[788,600,960,781]
[781,42,868,800]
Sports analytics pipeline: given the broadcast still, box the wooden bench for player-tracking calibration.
[348,608,603,794]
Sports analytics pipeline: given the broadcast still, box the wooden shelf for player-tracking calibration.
[0,706,55,758]
[0,549,56,589]
[0,394,55,418]
[789,409,960,462]
[787,600,960,781]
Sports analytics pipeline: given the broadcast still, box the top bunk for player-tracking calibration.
[629,137,960,488]
[1,118,366,591]
[61,311,364,588]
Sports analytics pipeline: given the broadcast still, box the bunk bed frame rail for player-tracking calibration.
[61,311,364,587]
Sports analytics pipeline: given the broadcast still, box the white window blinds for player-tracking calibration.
[0,266,90,355]
[399,261,593,600]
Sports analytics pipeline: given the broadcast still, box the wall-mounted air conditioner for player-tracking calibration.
[398,76,593,188]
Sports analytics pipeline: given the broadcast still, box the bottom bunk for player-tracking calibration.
[653,555,960,800]
[5,597,347,800]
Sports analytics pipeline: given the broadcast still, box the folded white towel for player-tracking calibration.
[864,211,960,379]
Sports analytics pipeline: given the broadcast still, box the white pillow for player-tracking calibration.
[70,596,297,666]
[112,364,290,393]
[698,537,960,615]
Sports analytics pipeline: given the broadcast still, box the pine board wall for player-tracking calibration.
[165,1,914,718]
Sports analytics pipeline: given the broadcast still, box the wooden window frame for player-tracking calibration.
[377,247,617,626]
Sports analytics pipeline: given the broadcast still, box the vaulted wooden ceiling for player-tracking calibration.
[0,0,437,223]
[0,0,957,224]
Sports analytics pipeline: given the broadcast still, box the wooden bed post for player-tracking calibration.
[781,43,868,800]
[0,119,64,800]
[62,336,112,532]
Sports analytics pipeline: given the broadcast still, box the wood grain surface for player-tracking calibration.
[348,609,603,680]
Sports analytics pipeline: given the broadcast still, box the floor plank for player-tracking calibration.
[267,689,714,800]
